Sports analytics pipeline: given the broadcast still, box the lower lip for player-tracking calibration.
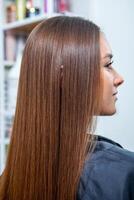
[114,96,118,101]
[113,95,118,100]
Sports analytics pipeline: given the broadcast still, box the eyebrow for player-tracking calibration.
[103,53,113,59]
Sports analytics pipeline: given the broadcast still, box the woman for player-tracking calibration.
[0,16,133,200]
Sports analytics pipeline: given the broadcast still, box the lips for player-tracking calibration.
[113,92,118,101]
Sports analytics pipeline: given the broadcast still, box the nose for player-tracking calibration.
[114,72,124,87]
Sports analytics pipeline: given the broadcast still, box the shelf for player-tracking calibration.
[5,138,10,145]
[0,138,10,145]
[0,0,76,173]
[4,110,15,116]
[0,1,71,174]
[4,60,15,67]
[2,13,61,33]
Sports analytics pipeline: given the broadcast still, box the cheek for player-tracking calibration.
[102,70,113,100]
[100,70,116,115]
[103,82,112,101]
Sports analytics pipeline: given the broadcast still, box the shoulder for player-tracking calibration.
[77,135,134,200]
[90,135,134,164]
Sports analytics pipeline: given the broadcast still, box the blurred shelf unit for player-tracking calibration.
[0,0,71,174]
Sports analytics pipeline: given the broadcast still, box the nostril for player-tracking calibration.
[119,77,124,86]
[121,78,124,84]
[114,76,124,86]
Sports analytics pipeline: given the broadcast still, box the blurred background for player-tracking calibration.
[0,0,134,174]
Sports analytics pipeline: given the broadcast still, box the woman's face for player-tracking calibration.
[100,34,124,115]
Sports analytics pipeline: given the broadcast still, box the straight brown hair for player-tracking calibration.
[0,16,102,200]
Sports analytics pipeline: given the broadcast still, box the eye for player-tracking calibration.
[104,60,114,70]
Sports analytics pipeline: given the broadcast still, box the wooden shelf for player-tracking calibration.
[2,13,61,33]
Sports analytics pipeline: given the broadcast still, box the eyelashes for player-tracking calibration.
[104,60,114,69]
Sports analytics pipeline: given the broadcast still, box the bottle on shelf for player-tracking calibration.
[26,0,40,18]
[5,31,16,61]
[16,0,26,20]
[58,0,70,13]
[6,2,17,23]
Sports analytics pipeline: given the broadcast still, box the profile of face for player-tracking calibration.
[100,34,124,115]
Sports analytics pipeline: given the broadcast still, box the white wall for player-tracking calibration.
[87,0,134,151]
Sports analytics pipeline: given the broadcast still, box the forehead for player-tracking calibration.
[100,33,112,59]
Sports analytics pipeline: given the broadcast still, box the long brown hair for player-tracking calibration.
[0,16,102,200]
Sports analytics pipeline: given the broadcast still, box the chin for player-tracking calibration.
[99,108,117,116]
